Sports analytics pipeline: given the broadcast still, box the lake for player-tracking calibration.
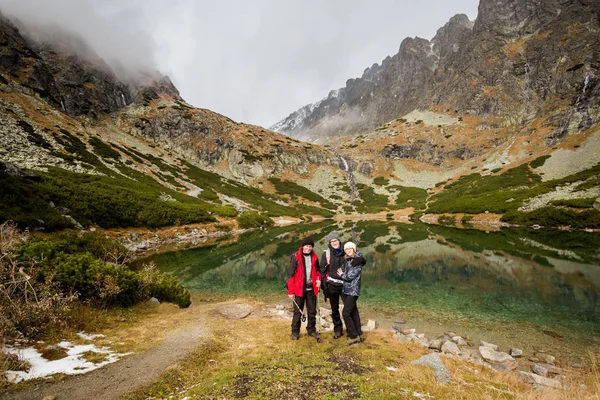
[146,220,600,359]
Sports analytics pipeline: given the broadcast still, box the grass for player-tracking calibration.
[549,197,596,208]
[373,177,389,186]
[355,183,389,213]
[394,186,428,210]
[121,305,594,400]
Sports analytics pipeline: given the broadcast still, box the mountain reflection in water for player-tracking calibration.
[146,220,600,336]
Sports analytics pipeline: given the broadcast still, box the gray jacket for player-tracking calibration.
[342,252,366,297]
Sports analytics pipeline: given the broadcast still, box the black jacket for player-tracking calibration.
[319,246,346,292]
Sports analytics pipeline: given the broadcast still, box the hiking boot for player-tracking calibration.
[347,336,360,346]
[334,332,343,339]
[291,333,299,341]
[359,334,365,342]
[308,332,321,343]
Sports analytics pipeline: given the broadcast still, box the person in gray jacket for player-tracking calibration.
[336,241,366,345]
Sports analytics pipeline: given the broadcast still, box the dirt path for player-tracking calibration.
[2,318,207,400]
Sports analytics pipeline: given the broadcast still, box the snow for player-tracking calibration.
[4,340,131,383]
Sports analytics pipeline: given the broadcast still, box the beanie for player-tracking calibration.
[327,231,341,242]
[302,236,315,247]
[344,242,357,251]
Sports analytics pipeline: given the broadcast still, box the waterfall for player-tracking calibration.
[331,150,358,199]
[60,101,65,111]
[121,93,127,106]
[340,156,349,172]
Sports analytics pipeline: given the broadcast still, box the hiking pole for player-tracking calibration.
[292,298,306,322]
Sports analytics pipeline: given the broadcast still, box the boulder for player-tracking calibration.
[519,371,562,389]
[217,304,253,319]
[509,348,523,358]
[531,363,548,377]
[441,340,461,356]
[537,353,556,365]
[429,339,443,351]
[147,297,160,305]
[479,346,517,370]
[411,353,452,384]
[452,336,468,346]
[401,328,416,335]
[480,340,499,351]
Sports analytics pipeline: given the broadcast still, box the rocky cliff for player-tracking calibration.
[272,0,600,146]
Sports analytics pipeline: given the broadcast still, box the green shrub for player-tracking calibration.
[395,186,427,210]
[373,177,389,186]
[237,212,274,229]
[530,155,551,168]
[549,198,596,208]
[501,207,600,228]
[268,177,336,210]
[88,137,121,160]
[355,184,389,213]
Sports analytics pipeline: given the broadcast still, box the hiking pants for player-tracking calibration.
[291,290,317,334]
[341,294,362,339]
[328,290,344,335]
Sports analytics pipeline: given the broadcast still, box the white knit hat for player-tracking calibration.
[344,241,357,251]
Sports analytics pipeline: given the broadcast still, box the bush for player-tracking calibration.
[237,212,274,229]
[501,207,600,228]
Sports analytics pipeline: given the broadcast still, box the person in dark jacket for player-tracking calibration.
[319,231,346,339]
[337,241,366,345]
[287,236,321,341]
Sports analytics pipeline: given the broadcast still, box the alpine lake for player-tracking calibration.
[143,219,600,364]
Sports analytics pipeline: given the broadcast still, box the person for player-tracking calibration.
[319,231,346,339]
[287,236,321,341]
[337,241,366,345]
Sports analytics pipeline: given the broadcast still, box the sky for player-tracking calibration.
[0,0,479,128]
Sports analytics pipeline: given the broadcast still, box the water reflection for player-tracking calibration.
[146,221,600,335]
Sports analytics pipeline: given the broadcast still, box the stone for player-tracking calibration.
[531,363,548,377]
[444,331,457,338]
[411,353,452,384]
[319,307,332,317]
[479,347,517,371]
[391,325,402,332]
[217,304,253,320]
[361,326,371,332]
[394,319,406,324]
[42,396,56,400]
[480,340,499,351]
[452,336,468,346]
[509,348,523,357]
[593,197,600,210]
[537,353,556,365]
[537,363,563,376]
[441,340,461,356]
[401,328,416,335]
[366,319,377,330]
[519,371,562,389]
[429,339,443,351]
[147,297,160,305]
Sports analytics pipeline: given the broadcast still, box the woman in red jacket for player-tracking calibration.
[287,236,321,341]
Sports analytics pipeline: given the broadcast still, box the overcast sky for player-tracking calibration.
[1,0,479,127]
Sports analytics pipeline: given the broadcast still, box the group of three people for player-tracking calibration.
[286,231,366,345]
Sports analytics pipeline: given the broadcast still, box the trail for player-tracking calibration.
[2,319,207,400]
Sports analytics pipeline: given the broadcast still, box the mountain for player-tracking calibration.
[272,0,599,144]
[1,2,599,232]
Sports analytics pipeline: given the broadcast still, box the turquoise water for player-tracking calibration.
[146,220,600,337]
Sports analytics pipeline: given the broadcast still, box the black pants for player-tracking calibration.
[291,290,317,334]
[342,294,362,339]
[328,286,344,335]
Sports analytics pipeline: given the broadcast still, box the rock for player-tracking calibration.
[366,319,377,330]
[147,297,160,305]
[394,332,411,343]
[519,371,562,389]
[570,361,584,368]
[391,325,402,332]
[509,348,523,358]
[42,396,56,400]
[411,353,452,384]
[479,347,517,371]
[444,331,457,338]
[537,363,563,376]
[531,363,548,377]
[480,340,499,351]
[537,353,556,365]
[429,339,443,351]
[401,328,416,335]
[452,336,468,346]
[394,319,406,324]
[319,307,332,318]
[217,304,253,320]
[361,326,371,332]
[441,340,461,356]
[593,197,600,210]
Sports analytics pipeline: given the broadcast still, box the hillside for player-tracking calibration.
[0,3,599,232]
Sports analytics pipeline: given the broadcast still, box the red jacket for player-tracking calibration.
[287,248,320,297]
